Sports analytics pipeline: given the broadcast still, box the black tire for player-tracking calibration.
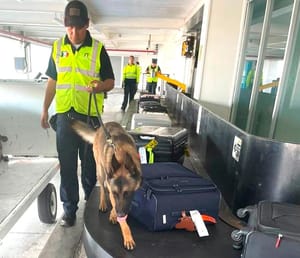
[232,242,243,250]
[37,183,57,224]
[237,208,248,218]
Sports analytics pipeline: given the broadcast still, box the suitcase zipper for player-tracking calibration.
[143,183,217,199]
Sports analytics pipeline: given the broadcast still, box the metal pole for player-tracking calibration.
[246,0,275,133]
[230,0,254,124]
[269,0,300,138]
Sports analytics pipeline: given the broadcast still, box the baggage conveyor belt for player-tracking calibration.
[83,186,242,258]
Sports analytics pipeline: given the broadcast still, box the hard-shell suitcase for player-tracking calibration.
[231,200,300,249]
[131,113,172,129]
[129,126,188,163]
[130,162,221,231]
[242,231,300,258]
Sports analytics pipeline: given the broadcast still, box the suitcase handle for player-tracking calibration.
[139,135,155,140]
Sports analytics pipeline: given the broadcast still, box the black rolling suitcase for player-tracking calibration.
[139,101,168,113]
[242,231,300,258]
[129,126,188,163]
[130,162,220,231]
[139,93,160,103]
[231,200,300,249]
[138,94,161,113]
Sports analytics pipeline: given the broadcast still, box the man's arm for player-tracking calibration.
[41,77,56,129]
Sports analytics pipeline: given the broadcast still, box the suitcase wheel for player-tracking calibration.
[231,230,244,250]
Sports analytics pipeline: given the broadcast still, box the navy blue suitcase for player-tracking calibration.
[130,162,220,231]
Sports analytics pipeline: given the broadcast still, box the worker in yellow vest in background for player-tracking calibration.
[121,55,139,111]
[40,0,114,227]
[146,58,161,94]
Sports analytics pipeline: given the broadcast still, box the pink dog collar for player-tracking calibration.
[117,215,128,223]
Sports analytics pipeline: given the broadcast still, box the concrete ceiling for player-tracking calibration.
[0,0,200,51]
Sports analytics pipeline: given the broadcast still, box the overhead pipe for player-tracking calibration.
[0,29,51,47]
[0,29,158,53]
[106,48,156,54]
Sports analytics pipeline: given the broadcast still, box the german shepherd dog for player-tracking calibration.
[72,121,142,250]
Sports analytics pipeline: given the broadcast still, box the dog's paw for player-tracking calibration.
[124,237,136,250]
[98,207,108,213]
[109,211,118,224]
[99,201,107,213]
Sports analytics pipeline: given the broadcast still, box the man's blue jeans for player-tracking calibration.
[55,109,98,218]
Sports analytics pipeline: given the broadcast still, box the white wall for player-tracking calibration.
[0,37,51,80]
[185,0,247,119]
[157,40,186,82]
[197,0,246,113]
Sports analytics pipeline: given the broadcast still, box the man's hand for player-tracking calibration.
[41,110,50,129]
[87,80,102,93]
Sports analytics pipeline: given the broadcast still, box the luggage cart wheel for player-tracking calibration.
[37,183,57,224]
[236,208,248,218]
[231,230,244,250]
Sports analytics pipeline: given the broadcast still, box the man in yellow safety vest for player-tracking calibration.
[40,0,115,227]
[146,58,161,94]
[121,55,139,111]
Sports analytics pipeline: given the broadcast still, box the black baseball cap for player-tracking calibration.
[152,58,157,64]
[64,0,89,27]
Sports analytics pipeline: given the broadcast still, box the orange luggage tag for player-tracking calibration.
[175,211,216,232]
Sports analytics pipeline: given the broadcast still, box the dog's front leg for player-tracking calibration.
[98,166,107,212]
[99,183,107,212]
[108,189,118,224]
[118,219,136,250]
[108,190,136,250]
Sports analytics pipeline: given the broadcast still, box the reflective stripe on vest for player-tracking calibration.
[53,37,104,116]
[147,65,159,82]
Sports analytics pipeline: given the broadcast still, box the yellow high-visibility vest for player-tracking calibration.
[52,36,104,115]
[123,64,139,83]
[147,65,159,83]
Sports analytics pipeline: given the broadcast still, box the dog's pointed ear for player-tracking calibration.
[108,154,120,178]
[125,153,141,179]
[124,153,134,171]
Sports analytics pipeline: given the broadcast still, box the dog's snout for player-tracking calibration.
[117,212,127,218]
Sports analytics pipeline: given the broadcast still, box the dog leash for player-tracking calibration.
[87,92,113,145]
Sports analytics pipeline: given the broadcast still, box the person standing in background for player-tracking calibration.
[40,0,115,227]
[121,56,139,111]
[146,58,161,94]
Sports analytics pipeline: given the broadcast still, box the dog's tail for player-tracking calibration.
[71,120,96,144]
